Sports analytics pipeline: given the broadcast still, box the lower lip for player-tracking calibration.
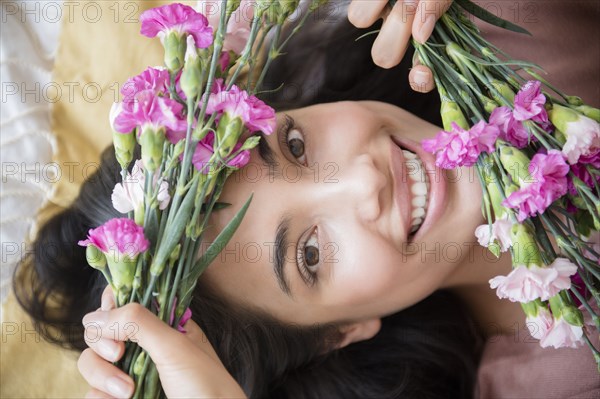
[391,136,447,242]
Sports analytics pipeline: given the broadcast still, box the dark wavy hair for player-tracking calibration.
[13,10,483,399]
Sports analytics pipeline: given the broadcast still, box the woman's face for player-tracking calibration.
[203,101,483,325]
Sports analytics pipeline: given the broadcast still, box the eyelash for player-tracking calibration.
[278,115,308,166]
[297,227,320,287]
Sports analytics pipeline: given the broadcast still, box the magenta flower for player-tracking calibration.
[422,121,500,169]
[513,80,549,126]
[489,258,578,302]
[140,3,213,49]
[568,150,600,195]
[489,106,534,148]
[113,91,187,136]
[503,150,569,221]
[539,317,584,349]
[205,79,276,134]
[191,132,250,173]
[168,298,193,333]
[79,218,150,258]
[121,67,170,105]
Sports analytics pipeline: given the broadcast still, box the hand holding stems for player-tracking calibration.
[78,286,246,399]
[347,0,452,93]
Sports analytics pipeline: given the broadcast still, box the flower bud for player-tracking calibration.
[575,105,600,122]
[163,31,187,72]
[180,36,203,100]
[566,96,584,106]
[133,352,146,376]
[139,126,166,172]
[490,79,515,104]
[110,103,136,170]
[226,0,242,16]
[277,0,299,23]
[85,245,107,270]
[549,104,579,130]
[510,223,543,266]
[215,113,244,159]
[549,294,584,327]
[499,145,531,186]
[240,135,261,151]
[439,88,469,130]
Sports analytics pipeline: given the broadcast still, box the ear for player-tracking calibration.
[335,318,382,349]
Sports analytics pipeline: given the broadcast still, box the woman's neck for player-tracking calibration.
[443,249,526,338]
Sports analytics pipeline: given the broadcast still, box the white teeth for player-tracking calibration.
[402,149,429,236]
[411,182,427,196]
[412,195,426,208]
[411,207,426,219]
[402,149,417,160]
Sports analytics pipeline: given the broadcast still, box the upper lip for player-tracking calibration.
[389,137,413,244]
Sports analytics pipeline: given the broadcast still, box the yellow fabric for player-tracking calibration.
[1,1,193,396]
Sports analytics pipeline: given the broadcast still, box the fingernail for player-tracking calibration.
[417,14,436,43]
[82,311,108,327]
[413,69,429,86]
[97,339,119,361]
[106,376,132,398]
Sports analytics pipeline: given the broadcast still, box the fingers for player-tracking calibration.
[82,303,189,366]
[412,0,452,43]
[101,285,116,311]
[372,0,417,69]
[348,0,389,29]
[409,64,435,92]
[78,348,134,398]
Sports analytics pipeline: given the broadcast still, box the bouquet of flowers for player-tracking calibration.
[78,1,325,396]
[413,0,600,367]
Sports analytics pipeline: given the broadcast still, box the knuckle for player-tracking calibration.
[122,302,146,322]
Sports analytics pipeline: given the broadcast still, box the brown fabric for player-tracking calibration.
[475,0,600,108]
[476,332,600,398]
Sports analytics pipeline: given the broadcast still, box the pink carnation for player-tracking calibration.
[192,132,250,173]
[140,3,213,49]
[489,106,534,148]
[121,67,170,105]
[111,160,171,214]
[503,150,569,221]
[489,258,578,302]
[113,91,187,137]
[525,306,554,340]
[561,114,600,165]
[474,217,513,252]
[197,0,253,54]
[539,317,584,349]
[422,121,500,169]
[568,149,600,195]
[206,79,276,134]
[168,298,193,334]
[513,80,549,126]
[78,218,149,258]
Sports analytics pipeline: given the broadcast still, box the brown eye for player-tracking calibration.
[286,129,307,165]
[304,245,319,266]
[289,137,304,158]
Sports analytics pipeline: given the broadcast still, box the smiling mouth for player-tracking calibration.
[401,148,430,239]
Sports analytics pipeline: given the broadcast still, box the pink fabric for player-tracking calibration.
[476,331,600,398]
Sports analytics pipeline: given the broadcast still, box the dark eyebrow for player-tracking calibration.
[274,215,293,297]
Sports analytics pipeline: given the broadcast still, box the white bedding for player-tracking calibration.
[0,1,63,307]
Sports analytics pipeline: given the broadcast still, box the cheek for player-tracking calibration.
[327,231,402,305]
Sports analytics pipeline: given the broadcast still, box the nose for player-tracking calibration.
[316,153,387,222]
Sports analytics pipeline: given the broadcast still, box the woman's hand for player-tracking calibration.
[347,0,452,92]
[78,286,246,398]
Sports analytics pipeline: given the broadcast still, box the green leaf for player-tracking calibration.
[454,0,531,35]
[190,193,253,278]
